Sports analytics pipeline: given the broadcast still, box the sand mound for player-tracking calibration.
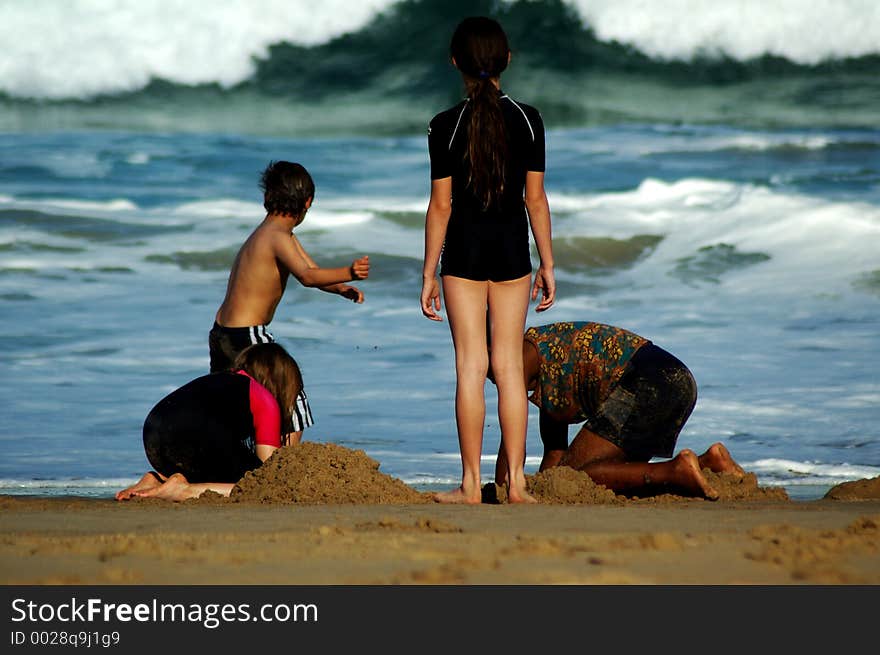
[228,442,430,504]
[634,470,790,503]
[487,466,623,505]
[488,467,788,504]
[824,476,880,500]
[192,441,787,505]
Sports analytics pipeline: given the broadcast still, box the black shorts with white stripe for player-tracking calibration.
[209,321,275,373]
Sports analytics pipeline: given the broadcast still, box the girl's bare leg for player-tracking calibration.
[434,276,489,504]
[134,473,234,502]
[115,471,164,501]
[488,274,536,504]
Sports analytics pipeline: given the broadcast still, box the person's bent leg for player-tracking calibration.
[561,428,719,499]
[488,274,535,503]
[581,451,719,499]
[435,276,490,504]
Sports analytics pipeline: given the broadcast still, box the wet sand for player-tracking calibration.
[2,443,879,585]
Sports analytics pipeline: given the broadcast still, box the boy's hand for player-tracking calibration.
[337,284,364,303]
[350,255,370,280]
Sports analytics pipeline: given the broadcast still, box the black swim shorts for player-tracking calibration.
[208,322,274,373]
[585,344,698,460]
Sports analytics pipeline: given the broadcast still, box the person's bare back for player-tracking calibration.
[216,216,294,327]
[216,212,369,327]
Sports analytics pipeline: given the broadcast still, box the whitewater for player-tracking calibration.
[1,0,879,99]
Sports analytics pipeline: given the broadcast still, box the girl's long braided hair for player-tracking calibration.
[450,17,510,210]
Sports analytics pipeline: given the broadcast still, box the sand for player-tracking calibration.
[2,443,879,585]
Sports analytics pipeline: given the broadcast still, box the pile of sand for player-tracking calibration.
[489,466,788,504]
[634,470,790,503]
[825,476,880,500]
[228,442,431,504]
[487,466,624,505]
[194,441,792,506]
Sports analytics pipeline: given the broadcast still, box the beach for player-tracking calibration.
[3,444,879,585]
[1,0,878,593]
[3,495,880,585]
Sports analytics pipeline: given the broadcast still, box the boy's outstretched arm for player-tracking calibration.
[288,234,367,302]
[280,232,369,291]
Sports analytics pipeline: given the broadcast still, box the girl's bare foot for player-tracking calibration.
[134,473,199,502]
[673,450,719,500]
[506,470,538,503]
[507,486,538,504]
[433,486,482,504]
[115,471,163,501]
[699,443,745,477]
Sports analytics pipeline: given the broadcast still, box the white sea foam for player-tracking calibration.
[743,458,880,483]
[171,198,262,218]
[570,0,880,64]
[305,209,373,228]
[550,178,880,294]
[1,0,876,99]
[0,0,396,99]
[0,478,140,497]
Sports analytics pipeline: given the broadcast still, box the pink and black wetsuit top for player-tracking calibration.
[142,370,281,483]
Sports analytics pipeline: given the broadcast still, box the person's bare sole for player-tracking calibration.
[700,443,745,477]
[674,450,720,500]
[115,471,163,501]
[134,473,198,502]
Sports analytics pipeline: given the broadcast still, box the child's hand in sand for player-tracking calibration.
[350,255,370,280]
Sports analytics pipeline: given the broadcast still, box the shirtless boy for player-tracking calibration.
[209,161,369,441]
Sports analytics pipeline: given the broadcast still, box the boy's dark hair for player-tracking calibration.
[259,161,315,218]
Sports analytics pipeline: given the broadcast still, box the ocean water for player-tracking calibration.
[1,0,879,500]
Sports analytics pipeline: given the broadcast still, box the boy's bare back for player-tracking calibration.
[215,212,369,328]
[215,216,294,327]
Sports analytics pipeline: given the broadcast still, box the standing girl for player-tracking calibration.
[421,16,555,503]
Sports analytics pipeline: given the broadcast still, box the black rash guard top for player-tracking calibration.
[428,92,545,282]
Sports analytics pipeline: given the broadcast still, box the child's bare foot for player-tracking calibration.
[134,473,199,502]
[673,450,719,500]
[506,470,538,504]
[116,471,163,501]
[699,443,745,477]
[433,486,482,504]
[507,486,538,504]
